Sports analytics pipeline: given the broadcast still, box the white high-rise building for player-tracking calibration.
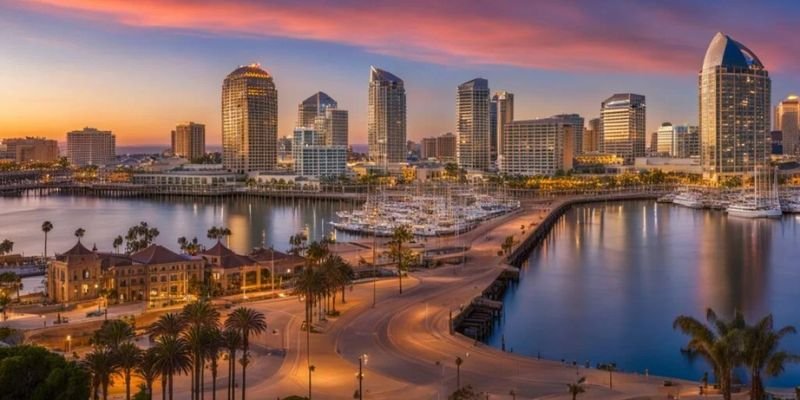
[368,66,406,166]
[700,32,770,178]
[500,118,574,176]
[66,127,116,166]
[222,64,278,173]
[456,78,490,170]
[292,128,347,177]
[600,93,646,165]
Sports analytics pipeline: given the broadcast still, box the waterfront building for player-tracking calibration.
[314,108,349,147]
[552,114,584,156]
[600,93,646,165]
[634,157,702,174]
[491,91,514,166]
[656,123,675,156]
[222,64,278,173]
[419,132,457,162]
[674,125,700,158]
[292,127,347,177]
[297,92,337,128]
[500,118,574,176]
[249,247,306,277]
[0,137,59,164]
[66,127,116,166]
[200,242,261,294]
[111,245,205,306]
[775,95,800,155]
[368,66,406,166]
[457,78,491,170]
[132,171,240,187]
[47,240,104,303]
[700,32,770,178]
[583,118,601,153]
[172,122,206,161]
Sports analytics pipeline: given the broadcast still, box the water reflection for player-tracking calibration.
[490,201,800,386]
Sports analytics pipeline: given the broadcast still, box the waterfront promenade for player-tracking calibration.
[7,190,719,399]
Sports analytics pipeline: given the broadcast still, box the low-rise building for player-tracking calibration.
[200,242,262,294]
[47,241,104,303]
[1,137,59,164]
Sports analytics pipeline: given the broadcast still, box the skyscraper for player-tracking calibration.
[66,127,116,166]
[222,64,278,173]
[552,114,584,157]
[314,109,349,147]
[493,91,514,169]
[600,93,646,165]
[583,118,601,153]
[368,66,406,166]
[297,92,337,128]
[775,94,800,155]
[656,123,675,156]
[501,118,573,176]
[456,78,490,170]
[700,32,770,178]
[292,128,347,177]
[172,122,206,161]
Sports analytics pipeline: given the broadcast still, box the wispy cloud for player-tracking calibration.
[21,0,796,74]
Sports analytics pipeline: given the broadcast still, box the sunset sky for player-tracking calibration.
[2,0,799,147]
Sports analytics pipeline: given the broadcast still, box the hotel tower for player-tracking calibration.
[368,66,406,166]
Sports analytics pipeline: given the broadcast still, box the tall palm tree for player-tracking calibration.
[178,237,189,253]
[207,227,221,242]
[204,327,225,400]
[75,227,86,242]
[84,347,119,400]
[149,312,187,340]
[153,335,192,400]
[225,307,267,400]
[0,239,14,256]
[182,301,220,400]
[116,342,143,400]
[387,225,413,294]
[222,328,242,400]
[41,220,53,259]
[93,319,135,351]
[136,348,162,400]
[567,377,586,400]
[113,235,124,254]
[742,314,800,400]
[673,309,743,400]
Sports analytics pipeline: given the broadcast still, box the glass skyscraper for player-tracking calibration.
[457,78,490,170]
[368,66,406,166]
[600,93,646,165]
[699,32,770,178]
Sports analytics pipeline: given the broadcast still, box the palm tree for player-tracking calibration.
[113,235,124,254]
[222,328,242,400]
[149,312,187,340]
[225,307,267,400]
[84,347,119,400]
[0,239,14,256]
[741,314,800,400]
[75,227,86,242]
[116,342,143,400]
[207,227,220,242]
[673,309,743,400]
[153,335,192,400]
[41,220,53,259]
[93,319,135,350]
[387,225,414,294]
[567,377,586,400]
[136,348,162,400]
[182,300,220,400]
[204,326,225,400]
[178,237,189,253]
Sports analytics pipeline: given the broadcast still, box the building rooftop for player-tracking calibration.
[57,240,94,259]
[459,78,488,90]
[370,66,403,84]
[249,247,305,264]
[131,244,194,265]
[227,64,272,79]
[201,242,255,268]
[301,92,337,108]
[702,32,764,70]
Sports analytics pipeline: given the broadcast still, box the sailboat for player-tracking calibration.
[726,166,782,219]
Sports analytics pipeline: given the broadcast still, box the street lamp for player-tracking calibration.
[66,335,71,353]
[356,354,368,400]
[455,356,463,390]
[308,364,315,400]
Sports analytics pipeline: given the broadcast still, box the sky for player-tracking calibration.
[1,0,800,147]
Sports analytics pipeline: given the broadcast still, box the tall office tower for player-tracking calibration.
[173,122,206,161]
[700,32,770,178]
[368,66,406,166]
[314,109,349,146]
[1,137,59,163]
[600,93,646,165]
[66,127,116,166]
[297,92,337,128]
[775,95,800,155]
[583,118,601,153]
[552,114,584,156]
[222,64,278,173]
[674,125,700,158]
[492,91,514,169]
[456,78,491,170]
[292,128,347,177]
[656,123,675,156]
[500,118,573,176]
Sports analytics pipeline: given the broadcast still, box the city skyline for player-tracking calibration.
[2,1,800,147]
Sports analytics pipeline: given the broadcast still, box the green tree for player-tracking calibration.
[0,345,90,400]
[0,239,14,256]
[222,328,242,400]
[387,225,414,294]
[135,348,161,400]
[92,319,135,351]
[741,314,800,400]
[567,377,586,400]
[181,300,220,400]
[113,235,124,254]
[75,228,86,241]
[116,342,143,400]
[448,384,483,400]
[84,347,119,400]
[41,221,53,259]
[225,307,267,400]
[148,312,187,340]
[152,335,192,400]
[123,222,160,254]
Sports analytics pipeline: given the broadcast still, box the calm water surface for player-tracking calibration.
[489,201,800,386]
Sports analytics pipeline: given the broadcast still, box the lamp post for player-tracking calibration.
[455,356,463,391]
[357,354,368,400]
[66,335,71,353]
[308,364,315,400]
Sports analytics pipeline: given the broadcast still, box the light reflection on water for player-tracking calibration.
[489,200,800,386]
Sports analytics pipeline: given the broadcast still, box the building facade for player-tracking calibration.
[600,94,646,165]
[314,109,349,147]
[1,137,59,163]
[656,123,675,156]
[66,127,116,166]
[553,114,584,157]
[699,32,770,178]
[292,128,347,177]
[222,64,278,173]
[297,92,337,128]
[368,66,406,166]
[172,122,206,161]
[456,78,490,170]
[500,118,573,176]
[419,133,456,162]
[775,95,800,156]
[583,118,601,153]
[492,91,514,169]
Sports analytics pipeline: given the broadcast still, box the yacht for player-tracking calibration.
[726,167,782,219]
[673,191,705,208]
